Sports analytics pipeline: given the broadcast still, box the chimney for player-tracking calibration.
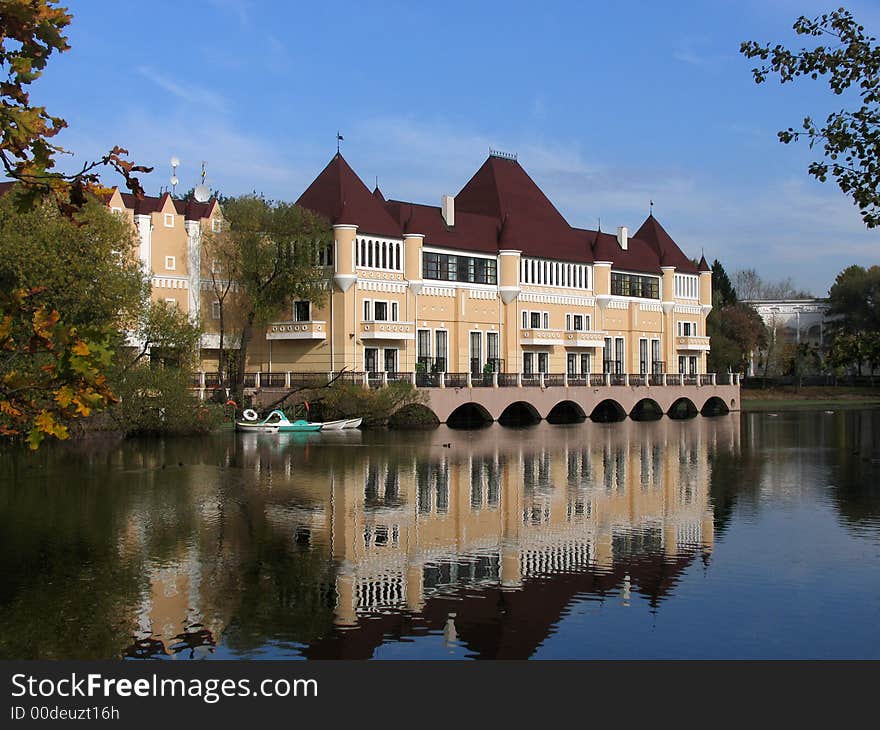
[441,194,455,227]
[617,225,628,250]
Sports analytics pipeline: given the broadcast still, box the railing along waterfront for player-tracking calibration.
[191,370,740,397]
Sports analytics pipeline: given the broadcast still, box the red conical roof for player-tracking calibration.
[633,214,698,273]
[296,153,402,237]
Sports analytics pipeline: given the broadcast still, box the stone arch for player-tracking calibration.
[498,401,542,427]
[590,399,627,423]
[447,402,493,429]
[388,403,440,429]
[630,398,664,421]
[667,397,698,420]
[700,396,730,417]
[546,400,587,424]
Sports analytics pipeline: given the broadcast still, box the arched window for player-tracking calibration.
[395,243,401,270]
[360,239,366,267]
[368,240,374,267]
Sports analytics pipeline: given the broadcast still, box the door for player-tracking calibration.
[688,356,697,376]
[523,352,534,376]
[470,332,482,375]
[639,339,648,375]
[417,329,431,370]
[384,348,398,373]
[603,337,613,373]
[651,339,661,374]
[538,352,549,374]
[487,332,499,372]
[678,355,686,374]
[435,330,447,372]
[365,348,378,373]
[567,353,577,376]
[615,338,624,374]
[580,353,591,375]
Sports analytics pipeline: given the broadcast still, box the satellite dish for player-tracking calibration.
[193,184,210,203]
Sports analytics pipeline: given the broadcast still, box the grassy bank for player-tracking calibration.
[742,386,880,411]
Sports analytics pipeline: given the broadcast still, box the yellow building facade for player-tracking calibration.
[112,150,713,378]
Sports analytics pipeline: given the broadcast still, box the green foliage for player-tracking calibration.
[316,382,427,427]
[826,265,880,374]
[110,366,223,437]
[741,8,880,227]
[706,260,768,372]
[0,288,118,448]
[211,195,333,400]
[0,190,147,332]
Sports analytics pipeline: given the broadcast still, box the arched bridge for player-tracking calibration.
[419,376,739,424]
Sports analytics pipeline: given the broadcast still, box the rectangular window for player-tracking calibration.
[374,302,388,321]
[417,330,431,359]
[469,332,482,375]
[651,339,661,374]
[211,258,221,274]
[566,314,571,331]
[163,213,174,228]
[567,353,577,376]
[543,312,549,329]
[530,311,541,329]
[422,252,496,283]
[435,330,448,372]
[537,352,549,374]
[384,348,398,373]
[164,298,177,307]
[487,331,499,371]
[165,256,176,270]
[212,301,221,320]
[639,338,648,375]
[390,301,398,322]
[522,311,528,329]
[293,301,310,322]
[678,355,686,374]
[573,314,584,331]
[611,272,659,299]
[365,348,378,373]
[211,218,222,232]
[689,356,698,375]
[615,337,624,374]
[363,300,372,321]
[523,352,534,376]
[580,353,591,375]
[603,337,613,373]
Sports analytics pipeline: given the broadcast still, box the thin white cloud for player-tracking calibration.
[136,66,228,112]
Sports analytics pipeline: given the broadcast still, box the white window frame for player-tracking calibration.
[212,301,221,320]
[363,299,372,322]
[163,213,174,228]
[165,255,176,271]
[164,298,177,307]
[293,300,311,322]
[211,218,222,233]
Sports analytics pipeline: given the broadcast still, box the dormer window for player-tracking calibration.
[164,213,174,228]
[212,218,222,233]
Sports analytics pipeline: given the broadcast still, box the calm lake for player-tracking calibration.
[1,409,878,659]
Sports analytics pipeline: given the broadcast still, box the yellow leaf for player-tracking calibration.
[71,340,90,356]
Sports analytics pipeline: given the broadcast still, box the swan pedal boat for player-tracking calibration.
[236,409,322,433]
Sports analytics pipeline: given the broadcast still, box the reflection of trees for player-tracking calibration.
[830,410,880,529]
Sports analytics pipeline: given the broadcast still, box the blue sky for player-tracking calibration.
[36,0,880,295]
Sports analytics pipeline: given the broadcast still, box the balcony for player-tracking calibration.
[675,335,710,352]
[520,328,605,347]
[360,321,415,340]
[266,320,327,340]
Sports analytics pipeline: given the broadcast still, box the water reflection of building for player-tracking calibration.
[118,417,738,659]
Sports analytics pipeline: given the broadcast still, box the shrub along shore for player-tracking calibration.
[741,386,880,411]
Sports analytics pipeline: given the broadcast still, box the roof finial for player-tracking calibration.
[597,217,601,233]
[336,131,344,154]
[649,199,654,216]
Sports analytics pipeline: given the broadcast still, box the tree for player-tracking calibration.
[826,264,880,374]
[706,260,768,373]
[741,8,880,227]
[202,222,241,388]
[733,268,813,300]
[0,288,117,448]
[210,195,332,402]
[0,0,150,211]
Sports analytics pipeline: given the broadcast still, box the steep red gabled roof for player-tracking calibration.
[634,214,698,274]
[385,200,500,254]
[580,229,664,274]
[698,254,711,272]
[455,155,589,261]
[295,153,402,238]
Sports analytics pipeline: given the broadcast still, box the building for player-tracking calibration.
[742,298,832,375]
[103,150,713,378]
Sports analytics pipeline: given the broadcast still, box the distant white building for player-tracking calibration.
[742,298,833,375]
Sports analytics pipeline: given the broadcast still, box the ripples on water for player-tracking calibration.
[0,409,878,659]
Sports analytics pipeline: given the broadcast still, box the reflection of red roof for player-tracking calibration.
[302,550,698,660]
[296,153,402,238]
[292,153,699,272]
